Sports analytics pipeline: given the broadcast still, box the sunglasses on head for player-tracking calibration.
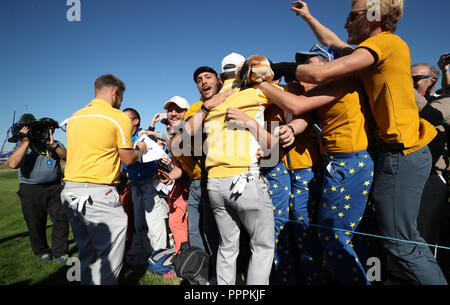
[346,9,367,24]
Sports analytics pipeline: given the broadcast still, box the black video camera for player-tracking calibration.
[8,117,60,143]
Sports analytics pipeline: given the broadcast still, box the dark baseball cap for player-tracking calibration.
[193,66,218,83]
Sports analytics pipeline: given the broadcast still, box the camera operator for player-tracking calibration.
[7,113,69,263]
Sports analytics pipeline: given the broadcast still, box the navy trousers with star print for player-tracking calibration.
[317,150,374,285]
[262,161,296,284]
[289,167,323,285]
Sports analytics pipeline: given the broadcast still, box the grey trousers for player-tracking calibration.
[61,182,128,285]
[207,174,275,285]
[372,146,447,285]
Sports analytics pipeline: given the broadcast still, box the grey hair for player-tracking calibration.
[412,63,440,79]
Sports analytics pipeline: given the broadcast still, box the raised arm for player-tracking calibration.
[438,53,450,94]
[271,48,375,85]
[291,1,353,56]
[6,127,30,169]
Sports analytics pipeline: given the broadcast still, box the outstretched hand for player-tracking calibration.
[291,1,311,19]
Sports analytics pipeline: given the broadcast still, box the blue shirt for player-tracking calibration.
[122,128,159,181]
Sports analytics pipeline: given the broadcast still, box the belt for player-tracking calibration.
[64,181,117,188]
[374,140,404,153]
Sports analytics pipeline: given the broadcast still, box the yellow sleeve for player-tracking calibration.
[184,101,203,121]
[116,112,133,149]
[356,35,384,65]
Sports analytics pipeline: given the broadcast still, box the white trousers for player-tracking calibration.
[207,173,275,285]
[61,182,127,285]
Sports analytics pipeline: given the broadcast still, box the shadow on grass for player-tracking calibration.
[0,225,52,244]
[34,265,81,285]
[120,264,148,285]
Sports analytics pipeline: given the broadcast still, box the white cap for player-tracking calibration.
[163,96,190,110]
[221,52,245,73]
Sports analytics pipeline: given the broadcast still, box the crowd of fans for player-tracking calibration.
[8,0,450,285]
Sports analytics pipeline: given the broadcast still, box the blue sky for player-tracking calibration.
[1,0,449,152]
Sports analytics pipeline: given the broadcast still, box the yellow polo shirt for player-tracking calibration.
[355,31,436,155]
[323,75,372,153]
[264,104,320,170]
[173,101,204,180]
[64,98,133,184]
[284,116,321,169]
[220,78,240,92]
[204,86,281,178]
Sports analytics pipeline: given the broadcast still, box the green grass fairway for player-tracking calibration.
[0,164,181,285]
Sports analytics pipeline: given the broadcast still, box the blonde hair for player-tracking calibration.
[353,0,404,33]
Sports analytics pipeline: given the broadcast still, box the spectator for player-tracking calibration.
[437,53,450,95]
[7,114,69,263]
[117,169,135,252]
[412,63,441,98]
[161,96,191,253]
[122,107,166,266]
[267,0,446,285]
[173,67,223,261]
[169,87,235,283]
[412,62,450,255]
[61,74,147,285]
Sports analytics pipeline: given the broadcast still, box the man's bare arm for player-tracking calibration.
[6,127,30,169]
[226,107,278,150]
[118,142,146,167]
[291,1,353,56]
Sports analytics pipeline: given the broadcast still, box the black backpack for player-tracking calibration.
[172,241,209,285]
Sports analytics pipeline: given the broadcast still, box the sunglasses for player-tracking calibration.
[412,75,434,82]
[346,9,367,24]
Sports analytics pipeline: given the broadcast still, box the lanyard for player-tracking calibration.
[31,143,51,159]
